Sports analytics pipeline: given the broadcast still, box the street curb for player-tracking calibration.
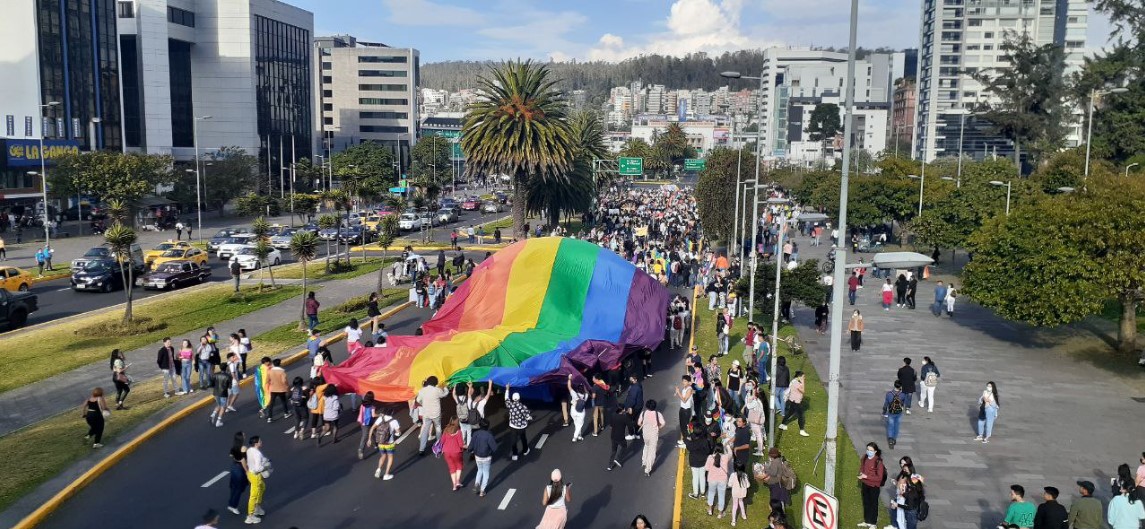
[673,250,703,529]
[30,272,70,285]
[9,300,412,529]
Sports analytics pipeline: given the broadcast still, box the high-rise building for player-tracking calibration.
[913,0,1088,162]
[892,78,918,155]
[117,0,314,169]
[0,0,122,204]
[315,34,419,169]
[646,85,665,114]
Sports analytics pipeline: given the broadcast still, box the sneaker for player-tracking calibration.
[383,474,394,481]
[688,494,699,500]
[175,391,186,396]
[606,465,614,471]
[163,393,170,399]
[227,507,241,515]
[592,432,599,437]
[905,410,911,415]
[358,449,365,460]
[512,455,519,461]
[226,406,237,412]
[92,443,103,448]
[254,507,265,516]
[974,435,983,441]
[799,430,810,437]
[777,424,788,431]
[983,438,989,444]
[572,437,579,443]
[625,435,635,441]
[374,469,382,478]
[189,389,195,394]
[244,515,261,524]
[612,459,622,468]
[523,449,531,457]
[677,441,686,448]
[215,420,224,428]
[266,417,273,423]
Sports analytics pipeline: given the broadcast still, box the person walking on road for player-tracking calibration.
[209,367,231,428]
[637,400,665,475]
[944,283,958,317]
[317,384,341,445]
[932,281,947,317]
[918,357,940,413]
[849,310,864,351]
[777,371,809,437]
[704,444,731,517]
[469,418,498,496]
[882,380,906,449]
[304,291,320,330]
[857,442,886,528]
[0,236,6,261]
[288,377,309,438]
[1069,481,1103,529]
[906,274,918,309]
[623,374,644,440]
[440,417,466,490]
[244,436,269,525]
[976,381,1000,443]
[568,376,588,443]
[590,374,610,436]
[894,274,908,307]
[675,375,695,448]
[157,337,179,398]
[110,349,131,410]
[230,259,242,293]
[896,358,917,412]
[367,409,401,480]
[505,384,533,461]
[80,387,110,449]
[225,352,242,412]
[415,377,448,456]
[227,432,248,516]
[265,359,289,421]
[607,404,630,471]
[848,271,860,305]
[536,469,571,529]
[1033,486,1068,529]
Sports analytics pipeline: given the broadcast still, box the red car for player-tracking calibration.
[461,198,480,211]
[377,206,398,217]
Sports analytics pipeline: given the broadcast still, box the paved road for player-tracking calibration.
[33,286,680,529]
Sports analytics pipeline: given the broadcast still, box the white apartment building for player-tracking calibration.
[913,0,1088,162]
[785,95,889,164]
[645,85,666,114]
[314,35,419,167]
[630,121,732,155]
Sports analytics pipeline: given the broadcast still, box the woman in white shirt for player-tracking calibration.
[944,284,958,316]
[344,318,364,357]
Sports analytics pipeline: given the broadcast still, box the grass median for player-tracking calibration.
[273,257,396,281]
[680,304,863,528]
[0,284,302,395]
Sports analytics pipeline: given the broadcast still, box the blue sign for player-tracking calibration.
[5,139,81,167]
[389,187,407,193]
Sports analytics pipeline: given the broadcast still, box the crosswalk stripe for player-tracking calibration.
[200,471,229,488]
[498,488,516,510]
[535,433,549,449]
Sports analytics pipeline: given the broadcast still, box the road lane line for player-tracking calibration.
[54,287,70,292]
[395,426,416,445]
[535,433,549,450]
[498,488,516,510]
[284,426,295,435]
[200,471,229,488]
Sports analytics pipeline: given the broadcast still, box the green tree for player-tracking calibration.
[287,193,319,224]
[696,147,755,244]
[410,135,452,201]
[203,146,258,215]
[970,32,1070,171]
[375,214,399,294]
[292,158,324,193]
[234,193,280,217]
[735,260,826,322]
[51,151,174,216]
[288,230,319,331]
[651,123,695,173]
[963,173,1145,355]
[525,111,605,227]
[332,142,397,202]
[807,103,842,160]
[320,191,352,266]
[104,223,138,322]
[462,59,576,237]
[1071,0,1144,164]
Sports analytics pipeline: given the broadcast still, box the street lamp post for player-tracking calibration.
[941,176,960,188]
[721,69,767,319]
[192,115,212,244]
[766,197,790,448]
[1084,87,1128,189]
[732,148,743,257]
[989,180,1012,215]
[1125,163,1140,178]
[38,101,60,247]
[907,170,925,216]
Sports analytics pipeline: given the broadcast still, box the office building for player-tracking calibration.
[892,78,918,155]
[913,0,1088,162]
[0,0,122,203]
[315,34,419,169]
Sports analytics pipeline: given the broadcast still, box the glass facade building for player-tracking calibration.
[255,14,313,169]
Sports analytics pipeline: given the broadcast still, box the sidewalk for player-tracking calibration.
[0,270,415,437]
[785,230,1144,529]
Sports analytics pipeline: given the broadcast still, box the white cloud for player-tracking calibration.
[467,3,589,61]
[585,0,780,61]
[382,0,485,27]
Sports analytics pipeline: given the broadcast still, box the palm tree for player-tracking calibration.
[321,190,352,266]
[251,216,275,290]
[289,230,319,331]
[462,59,576,238]
[316,213,339,272]
[375,214,399,294]
[104,223,138,322]
[104,199,128,225]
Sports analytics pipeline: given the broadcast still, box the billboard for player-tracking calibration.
[4,139,82,167]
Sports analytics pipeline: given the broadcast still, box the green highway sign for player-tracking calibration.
[684,158,706,171]
[618,157,643,176]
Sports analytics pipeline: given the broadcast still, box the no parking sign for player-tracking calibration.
[802,484,838,529]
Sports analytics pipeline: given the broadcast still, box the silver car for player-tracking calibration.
[436,208,458,224]
[269,228,298,249]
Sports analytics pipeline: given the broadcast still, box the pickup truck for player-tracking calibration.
[0,289,38,329]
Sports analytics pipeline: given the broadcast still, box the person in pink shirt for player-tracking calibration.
[178,339,195,395]
[777,371,809,437]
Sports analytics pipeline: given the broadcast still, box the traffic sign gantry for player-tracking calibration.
[618,157,643,176]
[802,484,838,529]
[684,158,706,171]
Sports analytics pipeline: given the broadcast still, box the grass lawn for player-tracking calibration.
[254,288,408,346]
[681,303,863,528]
[0,284,302,395]
[273,257,396,281]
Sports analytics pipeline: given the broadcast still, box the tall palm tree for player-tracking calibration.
[462,59,576,238]
[104,223,138,322]
[316,213,339,272]
[525,111,607,227]
[375,214,399,294]
[289,230,319,331]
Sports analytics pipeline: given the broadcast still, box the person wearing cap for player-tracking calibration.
[536,468,571,529]
[1032,486,1068,529]
[194,509,220,529]
[1069,480,1103,529]
[999,484,1035,529]
[504,384,533,461]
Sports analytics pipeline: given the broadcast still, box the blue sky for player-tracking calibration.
[288,0,1115,63]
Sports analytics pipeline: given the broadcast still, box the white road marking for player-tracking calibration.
[395,426,416,445]
[497,488,517,510]
[54,287,70,292]
[200,471,229,488]
[283,426,296,435]
[534,433,549,450]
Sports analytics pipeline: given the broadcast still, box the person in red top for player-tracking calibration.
[305,291,320,330]
[858,442,887,528]
[848,272,861,305]
[440,417,466,490]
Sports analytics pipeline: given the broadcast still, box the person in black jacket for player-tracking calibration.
[607,405,630,471]
[894,274,909,307]
[774,356,791,417]
[157,337,179,398]
[906,275,918,309]
[623,375,644,440]
[896,358,918,413]
[684,429,711,499]
[469,419,498,497]
[1032,486,1068,529]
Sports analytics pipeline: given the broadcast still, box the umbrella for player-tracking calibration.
[715,256,730,269]
[796,212,829,222]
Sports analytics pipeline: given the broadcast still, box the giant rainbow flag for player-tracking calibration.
[323,237,670,402]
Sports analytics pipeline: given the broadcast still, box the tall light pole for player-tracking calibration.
[192,115,212,243]
[38,101,60,247]
[1084,87,1128,189]
[1125,163,1139,178]
[907,171,925,216]
[736,179,757,263]
[823,0,860,497]
[721,69,767,319]
[767,197,790,448]
[989,180,1012,215]
[732,146,743,257]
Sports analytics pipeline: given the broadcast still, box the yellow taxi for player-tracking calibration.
[0,266,34,292]
[362,215,382,231]
[144,240,193,266]
[150,247,208,269]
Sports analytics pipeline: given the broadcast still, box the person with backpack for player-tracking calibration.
[209,366,232,428]
[288,377,309,439]
[637,399,665,476]
[367,408,401,480]
[858,442,887,528]
[568,375,588,442]
[882,380,906,449]
[918,357,940,413]
[356,392,378,460]
[670,310,685,349]
[453,383,477,447]
[763,447,796,506]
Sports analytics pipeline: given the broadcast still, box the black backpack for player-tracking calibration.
[574,392,587,413]
[917,498,930,521]
[888,391,904,415]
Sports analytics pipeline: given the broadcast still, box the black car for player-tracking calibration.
[140,260,211,290]
[337,226,374,245]
[71,259,134,292]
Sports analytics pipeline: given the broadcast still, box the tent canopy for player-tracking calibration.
[796,212,829,222]
[872,252,933,269]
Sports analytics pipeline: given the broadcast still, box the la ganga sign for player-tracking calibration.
[5,139,81,167]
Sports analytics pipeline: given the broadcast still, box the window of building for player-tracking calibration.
[359,98,409,105]
[117,1,134,18]
[253,15,312,161]
[167,6,195,27]
[358,56,407,63]
[322,76,332,84]
[323,117,333,125]
[359,111,409,119]
[321,62,332,70]
[323,103,333,111]
[358,83,406,92]
[358,70,407,78]
[322,89,332,97]
[1068,16,1080,23]
[1040,7,1053,15]
[983,44,994,50]
[359,125,408,133]
[984,32,994,38]
[1066,40,1084,49]
[963,91,977,98]
[968,19,981,26]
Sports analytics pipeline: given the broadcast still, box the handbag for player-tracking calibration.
[978,402,986,420]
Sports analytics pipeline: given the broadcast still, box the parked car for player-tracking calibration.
[436,208,459,224]
[439,198,459,210]
[0,266,34,292]
[144,240,193,267]
[418,210,438,228]
[216,235,258,261]
[151,247,208,269]
[229,246,282,271]
[317,228,341,241]
[269,228,298,249]
[297,223,320,235]
[71,244,145,274]
[494,191,508,204]
[141,260,211,290]
[0,288,38,329]
[481,201,503,213]
[398,213,422,231]
[208,228,250,252]
[461,197,480,211]
[337,226,374,245]
[71,259,133,293]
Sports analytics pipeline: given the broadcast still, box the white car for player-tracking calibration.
[398,213,422,231]
[216,235,258,261]
[229,246,282,271]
